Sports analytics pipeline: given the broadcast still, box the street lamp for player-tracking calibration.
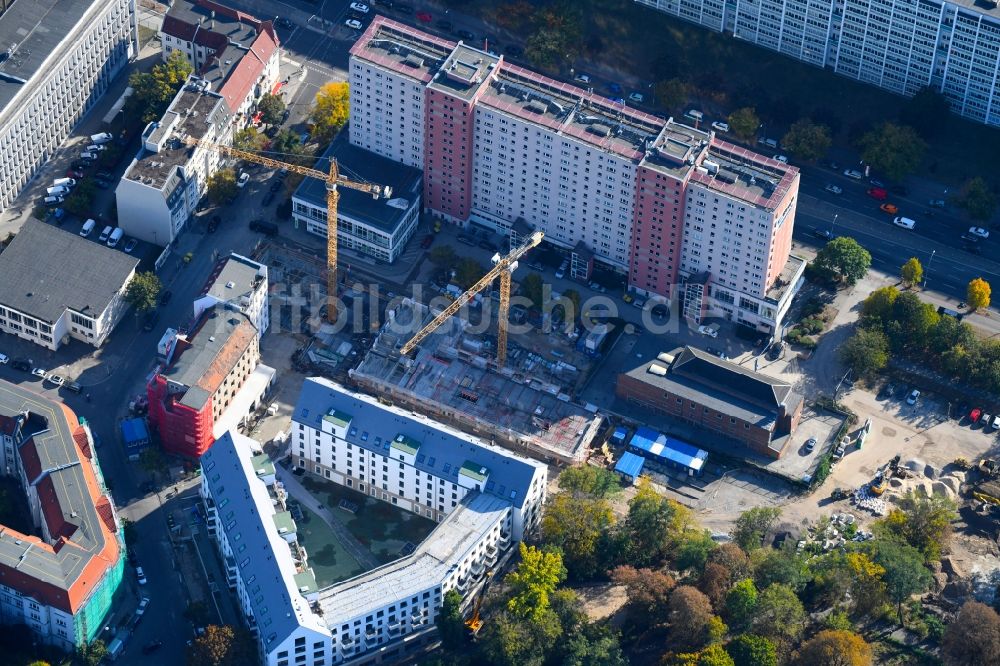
[830,213,838,233]
[923,249,935,289]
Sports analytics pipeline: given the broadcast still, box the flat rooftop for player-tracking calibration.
[0,380,119,610]
[428,43,498,100]
[123,80,229,191]
[691,140,799,210]
[201,253,266,306]
[317,492,508,621]
[354,299,602,463]
[766,254,807,304]
[293,136,422,235]
[640,119,713,179]
[0,0,93,109]
[349,17,454,84]
[0,222,138,324]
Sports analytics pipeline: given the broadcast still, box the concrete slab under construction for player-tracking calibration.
[350,299,604,464]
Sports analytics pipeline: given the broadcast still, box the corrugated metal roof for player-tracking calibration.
[614,451,645,479]
[629,427,708,472]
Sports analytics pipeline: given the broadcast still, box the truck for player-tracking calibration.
[107,637,125,660]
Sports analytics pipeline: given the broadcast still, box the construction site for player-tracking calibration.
[350,298,605,464]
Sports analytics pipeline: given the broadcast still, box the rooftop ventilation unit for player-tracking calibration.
[647,363,667,376]
[587,124,611,137]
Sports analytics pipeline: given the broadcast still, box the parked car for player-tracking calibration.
[971,407,983,423]
[503,44,523,57]
[906,389,920,405]
[31,368,47,379]
[136,566,147,585]
[94,178,111,189]
[45,375,65,387]
[456,29,476,41]
[893,216,916,230]
[711,121,730,133]
[136,597,150,619]
[90,132,113,144]
[142,641,163,655]
[773,154,789,163]
[249,220,279,237]
[0,353,7,365]
[237,172,250,188]
[804,437,817,453]
[824,184,843,195]
[573,73,592,84]
[969,226,990,239]
[207,215,220,233]
[843,169,863,179]
[350,2,370,12]
[159,290,173,306]
[880,203,899,215]
[66,168,84,179]
[436,19,453,30]
[416,11,432,22]
[142,311,159,332]
[345,18,363,29]
[698,323,720,338]
[124,238,137,253]
[64,381,83,394]
[276,17,294,28]
[628,92,645,104]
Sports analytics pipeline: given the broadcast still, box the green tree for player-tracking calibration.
[186,624,256,666]
[206,167,238,205]
[232,127,266,152]
[138,447,167,480]
[654,78,689,112]
[866,539,933,620]
[668,585,714,651]
[506,543,567,621]
[63,180,97,217]
[957,176,997,222]
[859,286,900,330]
[610,565,676,630]
[839,328,890,379]
[541,493,615,579]
[781,120,831,161]
[888,292,940,352]
[751,544,808,592]
[270,128,304,161]
[751,584,805,645]
[621,481,689,566]
[520,272,545,310]
[257,93,286,128]
[899,87,952,139]
[707,543,751,582]
[875,490,958,561]
[901,257,923,287]
[454,258,485,289]
[725,579,759,631]
[730,507,781,552]
[429,244,458,268]
[727,108,760,143]
[941,601,1000,666]
[795,630,873,666]
[478,609,557,666]
[676,529,717,571]
[814,237,872,285]
[125,271,162,312]
[76,639,108,666]
[127,51,194,123]
[309,82,350,144]
[968,277,992,311]
[727,634,777,666]
[558,465,621,498]
[436,589,466,650]
[674,644,735,666]
[859,122,927,181]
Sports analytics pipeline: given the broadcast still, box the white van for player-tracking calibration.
[52,177,76,188]
[44,195,64,206]
[760,137,779,149]
[80,219,96,237]
[46,185,69,197]
[108,228,124,247]
[90,132,113,144]
[98,225,113,242]
[685,109,704,121]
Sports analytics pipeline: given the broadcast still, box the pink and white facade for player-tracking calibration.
[348,17,804,333]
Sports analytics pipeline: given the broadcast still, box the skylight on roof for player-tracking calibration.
[349,426,358,436]
[417,454,425,463]
[443,463,451,473]
[428,457,436,467]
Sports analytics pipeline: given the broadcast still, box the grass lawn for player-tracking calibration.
[300,476,438,566]
[461,0,1000,187]
[295,503,367,587]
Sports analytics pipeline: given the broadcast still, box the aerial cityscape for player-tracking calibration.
[1,0,1000,665]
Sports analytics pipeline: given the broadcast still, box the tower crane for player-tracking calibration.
[185,137,392,323]
[399,231,543,367]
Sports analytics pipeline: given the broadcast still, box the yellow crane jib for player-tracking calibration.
[399,231,544,358]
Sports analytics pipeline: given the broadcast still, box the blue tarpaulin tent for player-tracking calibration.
[627,426,708,476]
[614,451,645,483]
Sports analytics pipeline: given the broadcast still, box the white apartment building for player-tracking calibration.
[636,0,1000,127]
[116,78,231,245]
[195,252,271,337]
[202,378,546,665]
[0,223,138,351]
[0,0,137,214]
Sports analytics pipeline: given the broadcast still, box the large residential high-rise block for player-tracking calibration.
[350,18,803,333]
[0,0,138,214]
[635,0,1000,127]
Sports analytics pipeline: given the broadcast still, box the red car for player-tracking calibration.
[416,11,432,22]
[867,187,888,201]
[66,168,84,179]
[970,407,983,423]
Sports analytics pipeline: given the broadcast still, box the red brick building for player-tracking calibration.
[616,346,803,458]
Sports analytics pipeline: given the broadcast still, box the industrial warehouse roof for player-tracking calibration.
[629,427,708,473]
[292,378,545,509]
[0,380,121,613]
[293,136,422,235]
[0,223,138,324]
[0,0,94,109]
[670,346,798,410]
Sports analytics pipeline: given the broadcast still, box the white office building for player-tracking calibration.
[195,252,271,337]
[635,0,1000,127]
[0,0,137,214]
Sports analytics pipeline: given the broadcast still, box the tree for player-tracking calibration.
[429,244,458,268]
[725,579,759,630]
[698,562,732,609]
[437,589,466,650]
[730,507,781,552]
[558,466,621,498]
[859,286,899,330]
[859,122,927,181]
[654,78,689,112]
[728,108,760,143]
[839,328,890,379]
[676,529,717,571]
[866,539,932,620]
[232,127,266,152]
[552,611,627,666]
[521,272,545,310]
[257,93,286,128]
[63,180,97,217]
[127,51,194,123]
[542,493,615,579]
[309,82,350,144]
[621,481,689,566]
[125,271,162,312]
[888,291,940,352]
[957,176,997,222]
[139,447,167,479]
[751,545,808,592]
[505,543,567,621]
[207,167,238,205]
[185,625,256,666]
[668,586,714,651]
[477,610,554,666]
[941,601,1000,666]
[814,237,872,285]
[707,543,751,581]
[751,584,805,645]
[899,87,952,138]
[270,128,304,161]
[901,257,923,287]
[968,277,992,311]
[875,490,958,561]
[77,640,108,666]
[727,634,777,666]
[795,630,873,666]
[454,258,485,289]
[672,644,736,666]
[781,120,831,161]
[611,565,676,630]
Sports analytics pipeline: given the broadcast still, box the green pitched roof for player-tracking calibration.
[251,453,275,478]
[390,433,421,455]
[460,461,489,483]
[271,511,297,536]
[322,409,352,428]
